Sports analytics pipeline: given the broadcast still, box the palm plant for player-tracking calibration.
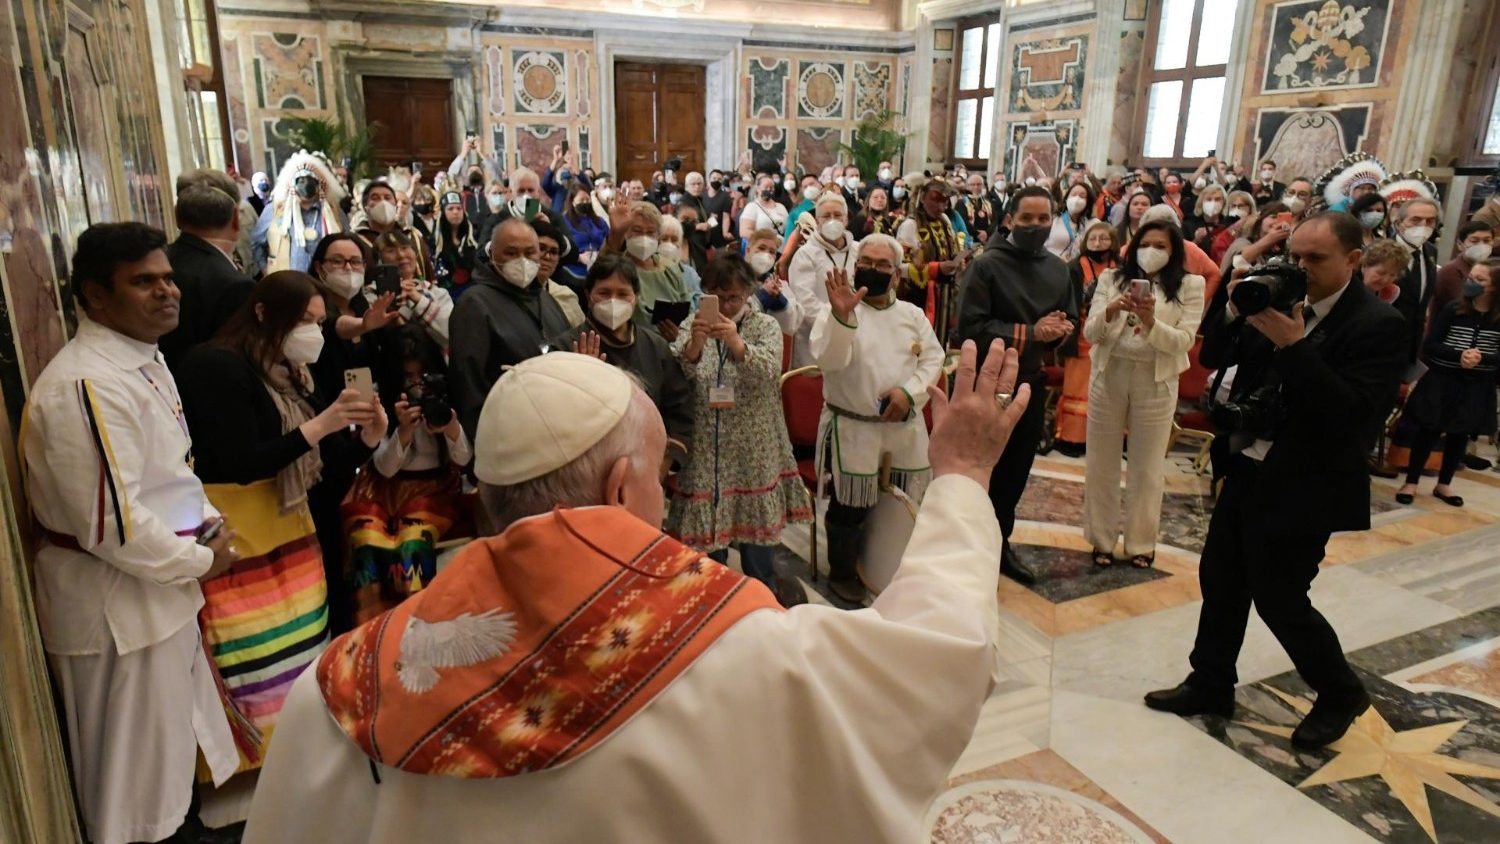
[286,117,383,180]
[837,110,913,178]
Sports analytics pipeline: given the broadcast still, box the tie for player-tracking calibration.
[1301,301,1318,334]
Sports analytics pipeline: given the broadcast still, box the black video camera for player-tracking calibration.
[1229,257,1307,317]
[1209,384,1285,440]
[404,373,453,427]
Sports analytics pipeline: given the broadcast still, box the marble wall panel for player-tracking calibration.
[1260,0,1391,94]
[797,61,846,120]
[853,60,892,120]
[515,124,569,173]
[513,50,568,115]
[1003,119,1078,182]
[743,47,897,175]
[1252,106,1373,182]
[251,33,326,110]
[1007,35,1087,114]
[747,125,789,170]
[1110,25,1146,166]
[747,58,790,120]
[795,127,843,176]
[929,57,953,162]
[220,34,254,173]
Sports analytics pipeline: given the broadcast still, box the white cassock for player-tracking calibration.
[243,474,1001,843]
[23,318,239,844]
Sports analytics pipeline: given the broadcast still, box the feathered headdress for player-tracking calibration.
[1316,152,1387,207]
[271,149,346,204]
[385,166,414,196]
[1380,170,1439,205]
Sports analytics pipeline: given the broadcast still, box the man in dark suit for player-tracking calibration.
[1391,197,1441,362]
[159,173,255,368]
[1145,212,1406,749]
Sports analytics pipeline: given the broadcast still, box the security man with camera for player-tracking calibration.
[1145,211,1406,749]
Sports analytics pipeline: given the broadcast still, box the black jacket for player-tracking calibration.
[548,320,695,448]
[449,261,573,439]
[1395,240,1438,363]
[956,235,1077,375]
[1201,281,1406,535]
[160,233,254,369]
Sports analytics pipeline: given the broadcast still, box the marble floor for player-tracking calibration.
[769,441,1500,843]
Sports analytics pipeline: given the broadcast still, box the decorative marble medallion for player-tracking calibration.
[747,58,789,120]
[927,780,1156,844]
[513,51,567,115]
[852,61,891,120]
[797,61,846,120]
[251,33,325,110]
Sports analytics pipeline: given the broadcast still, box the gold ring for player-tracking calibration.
[995,392,1012,410]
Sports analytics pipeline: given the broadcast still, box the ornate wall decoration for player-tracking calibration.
[578,125,591,169]
[1009,35,1088,113]
[491,124,507,173]
[796,127,843,175]
[853,61,892,120]
[934,28,954,52]
[1261,0,1391,93]
[929,58,953,161]
[1252,106,1372,183]
[261,117,302,175]
[485,46,505,117]
[575,50,592,118]
[898,55,913,117]
[220,33,254,173]
[797,61,846,120]
[1003,119,1078,183]
[251,33,325,110]
[747,57,790,120]
[516,124,568,171]
[747,125,788,168]
[513,51,568,114]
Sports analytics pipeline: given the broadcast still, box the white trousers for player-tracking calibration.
[1084,355,1179,557]
[50,622,238,844]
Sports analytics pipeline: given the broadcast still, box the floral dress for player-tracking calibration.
[666,309,812,551]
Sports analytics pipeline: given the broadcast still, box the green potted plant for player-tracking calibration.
[286,117,382,180]
[837,110,913,178]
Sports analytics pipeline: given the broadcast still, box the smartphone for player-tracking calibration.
[1131,279,1150,302]
[196,516,226,545]
[1208,148,1217,158]
[374,264,402,297]
[698,294,720,324]
[344,367,376,403]
[561,138,570,154]
[1273,211,1295,226]
[410,160,423,175]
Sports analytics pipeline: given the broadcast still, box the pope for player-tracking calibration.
[244,341,1031,843]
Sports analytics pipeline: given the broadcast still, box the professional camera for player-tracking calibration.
[1209,384,1285,440]
[404,373,453,427]
[1229,257,1307,317]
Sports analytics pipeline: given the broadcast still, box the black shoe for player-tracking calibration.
[1433,490,1464,507]
[827,577,867,605]
[1292,689,1371,749]
[1395,491,1415,505]
[772,574,808,608]
[1055,441,1086,458]
[1000,542,1038,585]
[1463,454,1492,471]
[1143,683,1234,718]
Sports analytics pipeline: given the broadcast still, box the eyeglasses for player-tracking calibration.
[855,260,897,274]
[321,257,366,270]
[538,247,561,259]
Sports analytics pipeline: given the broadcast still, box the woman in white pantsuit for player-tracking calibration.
[1083,220,1204,568]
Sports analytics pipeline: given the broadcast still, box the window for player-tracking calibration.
[951,15,1000,166]
[176,0,231,171]
[1133,0,1239,164]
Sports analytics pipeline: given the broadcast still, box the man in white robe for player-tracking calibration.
[24,222,240,844]
[244,336,1033,844]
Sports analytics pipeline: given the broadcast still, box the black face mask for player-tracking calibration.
[294,178,320,200]
[710,179,723,190]
[414,203,433,216]
[854,266,893,298]
[1083,248,1110,263]
[468,174,484,187]
[1010,224,1049,252]
[759,188,775,201]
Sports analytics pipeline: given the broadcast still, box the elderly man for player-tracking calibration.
[896,178,969,343]
[252,150,346,273]
[159,171,256,368]
[1392,197,1441,363]
[787,190,860,367]
[244,327,1029,842]
[25,222,240,844]
[812,233,944,603]
[450,217,573,438]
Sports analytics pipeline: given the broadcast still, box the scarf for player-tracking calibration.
[262,362,323,512]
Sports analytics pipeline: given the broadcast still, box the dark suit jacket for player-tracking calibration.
[1201,281,1406,535]
[160,233,255,369]
[1394,241,1438,362]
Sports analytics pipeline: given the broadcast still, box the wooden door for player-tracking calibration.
[613,62,705,186]
[361,76,455,178]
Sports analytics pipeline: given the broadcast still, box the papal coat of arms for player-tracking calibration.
[1267,0,1383,91]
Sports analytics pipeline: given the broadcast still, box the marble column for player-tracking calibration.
[1215,0,1259,166]
[1080,0,1124,169]
[1386,0,1465,168]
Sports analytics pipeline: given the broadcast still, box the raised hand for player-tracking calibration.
[608,192,634,232]
[362,292,403,333]
[571,330,606,360]
[825,266,866,322]
[926,339,1031,488]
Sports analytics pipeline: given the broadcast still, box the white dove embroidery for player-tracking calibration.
[397,609,519,694]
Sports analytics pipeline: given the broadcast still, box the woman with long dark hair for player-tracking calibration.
[1395,258,1500,508]
[1082,220,1204,568]
[435,190,481,298]
[176,270,387,771]
[1047,180,1099,261]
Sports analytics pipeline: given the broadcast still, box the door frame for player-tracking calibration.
[597,29,738,175]
[331,48,476,175]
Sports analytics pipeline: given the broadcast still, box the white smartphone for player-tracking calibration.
[343,367,376,402]
[699,294,720,324]
[1130,279,1150,303]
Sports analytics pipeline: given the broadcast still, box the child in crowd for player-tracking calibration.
[1360,239,1411,305]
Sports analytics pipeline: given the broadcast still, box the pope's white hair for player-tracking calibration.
[478,384,655,531]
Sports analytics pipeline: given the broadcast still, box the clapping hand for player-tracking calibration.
[926,339,1031,488]
[1034,310,1072,341]
[572,330,606,360]
[825,267,866,321]
[761,274,783,298]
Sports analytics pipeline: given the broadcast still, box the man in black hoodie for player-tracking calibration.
[957,186,1077,584]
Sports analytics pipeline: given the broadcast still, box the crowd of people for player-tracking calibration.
[23,125,1500,843]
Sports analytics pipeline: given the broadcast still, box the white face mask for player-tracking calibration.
[626,236,658,261]
[281,323,325,365]
[892,187,907,201]
[592,298,635,330]
[486,194,505,210]
[1260,168,1275,182]
[783,179,796,192]
[598,187,614,202]
[1282,194,1306,214]
[325,269,364,301]
[819,219,846,241]
[499,257,539,287]
[657,241,681,263]
[878,167,893,181]
[1202,200,1223,218]
[1227,206,1247,219]
[1136,246,1170,275]
[802,185,820,203]
[748,251,776,277]
[1065,195,1087,215]
[844,176,860,190]
[1465,243,1493,264]
[1401,225,1433,247]
[368,200,397,226]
